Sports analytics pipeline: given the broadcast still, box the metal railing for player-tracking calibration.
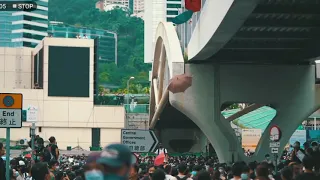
[124,104,149,113]
[94,94,149,106]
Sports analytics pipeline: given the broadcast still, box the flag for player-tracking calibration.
[172,10,194,25]
[185,0,201,12]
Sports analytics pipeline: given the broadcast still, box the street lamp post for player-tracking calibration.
[127,76,135,104]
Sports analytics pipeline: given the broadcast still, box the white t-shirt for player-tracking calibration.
[155,148,167,155]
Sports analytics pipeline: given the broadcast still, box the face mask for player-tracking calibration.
[85,170,104,180]
[15,171,20,177]
[55,166,59,170]
[241,173,248,180]
[191,171,197,176]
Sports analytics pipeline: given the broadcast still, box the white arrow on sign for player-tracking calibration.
[271,148,278,154]
[121,129,159,153]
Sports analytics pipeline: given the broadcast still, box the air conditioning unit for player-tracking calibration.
[19,139,28,146]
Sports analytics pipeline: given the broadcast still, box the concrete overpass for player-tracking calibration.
[149,0,320,163]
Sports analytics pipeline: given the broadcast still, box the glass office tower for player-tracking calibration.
[48,22,117,64]
[0,0,49,48]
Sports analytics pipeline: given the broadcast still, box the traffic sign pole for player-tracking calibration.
[31,122,36,164]
[5,128,10,180]
[0,93,23,180]
[269,125,281,174]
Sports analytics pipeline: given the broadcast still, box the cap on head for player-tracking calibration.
[86,152,101,164]
[97,143,132,167]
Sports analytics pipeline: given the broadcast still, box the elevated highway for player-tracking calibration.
[149,0,320,163]
[189,0,320,63]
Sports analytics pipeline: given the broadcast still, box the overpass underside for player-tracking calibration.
[191,0,320,64]
[150,1,320,163]
[154,104,207,153]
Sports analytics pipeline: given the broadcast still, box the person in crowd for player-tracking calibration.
[129,164,139,180]
[248,162,257,179]
[191,165,202,178]
[295,156,318,180]
[211,169,220,180]
[241,165,253,180]
[151,169,166,180]
[143,165,156,180]
[0,142,6,180]
[175,163,192,180]
[280,167,293,180]
[230,162,243,180]
[311,141,320,172]
[31,162,51,180]
[290,141,305,163]
[48,160,59,179]
[196,170,211,180]
[155,143,168,155]
[83,151,104,180]
[47,136,59,161]
[288,162,302,179]
[16,160,27,180]
[164,164,175,180]
[255,164,269,180]
[97,143,133,180]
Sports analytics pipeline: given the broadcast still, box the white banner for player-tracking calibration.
[242,129,262,152]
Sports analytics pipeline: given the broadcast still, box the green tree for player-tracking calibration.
[49,1,150,92]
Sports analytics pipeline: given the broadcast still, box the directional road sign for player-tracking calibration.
[0,93,23,128]
[271,148,279,154]
[270,142,280,148]
[121,129,159,153]
[270,125,281,142]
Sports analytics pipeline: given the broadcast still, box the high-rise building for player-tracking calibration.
[48,22,118,64]
[0,0,49,48]
[103,0,144,14]
[144,0,182,63]
[104,0,129,8]
[166,0,182,22]
[133,0,144,14]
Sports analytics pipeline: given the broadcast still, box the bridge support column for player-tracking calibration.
[170,63,317,162]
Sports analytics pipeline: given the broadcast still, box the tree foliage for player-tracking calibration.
[49,0,150,93]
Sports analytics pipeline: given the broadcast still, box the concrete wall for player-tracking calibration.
[0,47,34,89]
[0,38,125,150]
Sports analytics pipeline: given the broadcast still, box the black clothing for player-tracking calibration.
[0,158,6,180]
[48,144,58,159]
[295,172,318,180]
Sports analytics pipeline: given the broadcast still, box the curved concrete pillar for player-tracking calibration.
[149,22,185,127]
[170,64,246,163]
[170,64,318,162]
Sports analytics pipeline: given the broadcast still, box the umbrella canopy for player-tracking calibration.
[154,153,166,166]
[24,153,32,158]
[168,74,192,93]
[172,10,194,24]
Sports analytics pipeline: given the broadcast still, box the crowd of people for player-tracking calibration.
[0,135,320,180]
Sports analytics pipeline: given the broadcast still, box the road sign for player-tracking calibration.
[270,142,280,148]
[121,129,159,153]
[270,125,281,141]
[27,105,38,122]
[0,93,23,128]
[271,148,279,154]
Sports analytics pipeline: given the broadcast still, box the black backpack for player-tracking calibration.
[175,176,188,180]
[43,144,55,162]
